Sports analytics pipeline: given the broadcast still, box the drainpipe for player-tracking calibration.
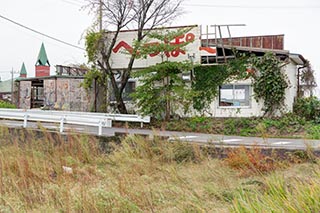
[297,65,306,98]
[55,77,57,102]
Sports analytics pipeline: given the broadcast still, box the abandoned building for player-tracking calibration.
[105,24,314,117]
[14,43,96,111]
[14,25,315,117]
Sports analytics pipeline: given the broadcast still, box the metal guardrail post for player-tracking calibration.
[98,120,104,136]
[60,116,66,133]
[23,114,29,128]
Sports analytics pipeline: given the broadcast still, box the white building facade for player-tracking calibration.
[106,25,306,117]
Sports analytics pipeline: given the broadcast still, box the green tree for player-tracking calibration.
[85,0,184,113]
[132,61,193,120]
[132,28,194,120]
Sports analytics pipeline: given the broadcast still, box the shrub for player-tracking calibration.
[0,100,16,108]
[294,96,320,122]
[224,146,279,176]
[307,125,320,139]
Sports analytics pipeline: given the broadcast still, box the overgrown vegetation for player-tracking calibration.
[132,61,193,120]
[140,112,320,139]
[0,100,16,108]
[131,28,194,120]
[294,96,320,122]
[249,52,289,116]
[85,0,184,113]
[0,127,318,212]
[192,65,229,112]
[133,51,289,119]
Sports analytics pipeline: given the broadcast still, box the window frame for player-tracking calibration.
[218,84,251,108]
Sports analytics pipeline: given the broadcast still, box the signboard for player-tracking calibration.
[108,26,214,69]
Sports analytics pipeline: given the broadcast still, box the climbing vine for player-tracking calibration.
[192,52,288,117]
[81,67,105,91]
[249,52,288,116]
[85,31,103,63]
[192,65,229,112]
[192,52,252,112]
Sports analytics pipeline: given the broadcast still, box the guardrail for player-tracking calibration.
[0,109,150,136]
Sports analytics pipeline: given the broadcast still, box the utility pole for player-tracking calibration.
[0,69,17,103]
[11,68,14,102]
[99,0,103,32]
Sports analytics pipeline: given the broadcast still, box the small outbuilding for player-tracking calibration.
[14,43,95,111]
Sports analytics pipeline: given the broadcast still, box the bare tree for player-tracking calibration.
[85,0,184,113]
[298,60,317,97]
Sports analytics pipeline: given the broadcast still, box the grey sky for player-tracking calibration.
[0,0,319,92]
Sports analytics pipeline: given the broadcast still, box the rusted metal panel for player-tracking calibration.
[262,37,273,49]
[232,38,241,46]
[274,35,284,49]
[204,35,284,50]
[252,37,262,48]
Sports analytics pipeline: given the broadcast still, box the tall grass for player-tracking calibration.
[0,126,319,212]
[232,172,320,212]
[0,127,240,212]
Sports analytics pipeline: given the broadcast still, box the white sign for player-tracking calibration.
[107,26,209,69]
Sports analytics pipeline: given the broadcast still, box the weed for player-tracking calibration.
[0,126,319,212]
[0,100,16,108]
[224,146,280,176]
[307,125,320,139]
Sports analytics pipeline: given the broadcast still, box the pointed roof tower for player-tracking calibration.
[20,62,27,78]
[35,43,50,77]
[35,43,50,66]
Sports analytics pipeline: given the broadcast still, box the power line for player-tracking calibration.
[183,3,320,9]
[60,0,83,7]
[0,13,85,51]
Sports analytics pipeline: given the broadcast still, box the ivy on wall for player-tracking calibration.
[192,65,228,112]
[192,52,289,117]
[249,52,288,116]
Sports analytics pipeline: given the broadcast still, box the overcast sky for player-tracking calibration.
[0,0,319,88]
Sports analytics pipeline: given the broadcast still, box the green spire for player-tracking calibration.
[20,62,27,75]
[35,43,50,66]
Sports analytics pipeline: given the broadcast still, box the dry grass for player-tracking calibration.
[0,126,319,212]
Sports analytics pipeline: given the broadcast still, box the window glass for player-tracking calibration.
[219,85,250,107]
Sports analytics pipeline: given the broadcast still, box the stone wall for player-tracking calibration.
[43,78,94,111]
[19,81,31,109]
